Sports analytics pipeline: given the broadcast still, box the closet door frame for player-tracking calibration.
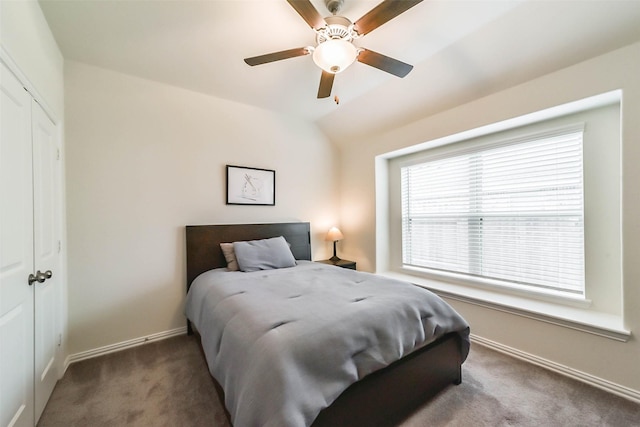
[1,52,66,426]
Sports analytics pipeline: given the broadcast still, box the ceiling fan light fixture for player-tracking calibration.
[244,0,423,99]
[312,39,358,74]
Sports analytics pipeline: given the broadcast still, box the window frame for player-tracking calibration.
[376,91,628,341]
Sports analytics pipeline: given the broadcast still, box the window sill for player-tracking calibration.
[380,270,631,342]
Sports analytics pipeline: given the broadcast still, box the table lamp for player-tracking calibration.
[325,226,344,262]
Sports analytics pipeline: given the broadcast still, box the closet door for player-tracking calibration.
[32,100,60,421]
[0,63,35,427]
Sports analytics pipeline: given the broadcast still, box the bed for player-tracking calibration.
[185,222,470,427]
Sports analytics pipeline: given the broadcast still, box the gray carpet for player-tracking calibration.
[38,334,640,427]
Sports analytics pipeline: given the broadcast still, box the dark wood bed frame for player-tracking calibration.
[186,222,464,427]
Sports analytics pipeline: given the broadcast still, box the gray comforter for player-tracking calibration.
[185,261,470,427]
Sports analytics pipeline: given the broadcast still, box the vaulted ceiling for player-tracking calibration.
[39,0,640,144]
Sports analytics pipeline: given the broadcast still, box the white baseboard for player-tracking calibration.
[63,326,188,374]
[471,334,640,404]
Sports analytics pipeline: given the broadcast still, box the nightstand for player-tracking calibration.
[316,259,356,270]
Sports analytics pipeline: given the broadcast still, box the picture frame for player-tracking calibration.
[226,165,276,206]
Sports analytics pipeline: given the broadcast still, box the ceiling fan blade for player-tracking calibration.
[357,48,413,77]
[317,71,335,98]
[286,0,326,30]
[354,0,423,36]
[244,47,310,66]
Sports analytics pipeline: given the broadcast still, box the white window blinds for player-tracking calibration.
[401,129,585,295]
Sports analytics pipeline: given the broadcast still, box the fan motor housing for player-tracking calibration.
[316,15,355,44]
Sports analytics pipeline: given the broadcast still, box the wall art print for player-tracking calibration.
[226,165,275,206]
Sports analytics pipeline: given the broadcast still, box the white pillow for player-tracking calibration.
[233,236,296,272]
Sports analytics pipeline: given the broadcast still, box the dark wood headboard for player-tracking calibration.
[185,222,312,290]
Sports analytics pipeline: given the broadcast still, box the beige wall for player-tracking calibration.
[64,61,339,355]
[339,42,640,395]
[0,0,64,117]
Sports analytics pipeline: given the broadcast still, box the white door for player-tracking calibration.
[0,63,35,427]
[31,100,60,422]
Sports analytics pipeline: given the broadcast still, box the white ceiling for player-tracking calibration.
[39,0,640,144]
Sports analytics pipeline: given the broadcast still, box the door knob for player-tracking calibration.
[27,270,53,286]
[28,273,43,286]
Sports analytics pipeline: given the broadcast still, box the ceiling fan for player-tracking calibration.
[244,0,423,99]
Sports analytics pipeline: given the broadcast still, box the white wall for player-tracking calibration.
[0,0,64,116]
[339,42,640,396]
[65,61,340,355]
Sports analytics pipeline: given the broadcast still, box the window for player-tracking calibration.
[400,128,585,297]
[381,94,625,339]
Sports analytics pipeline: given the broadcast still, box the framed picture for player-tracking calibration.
[226,165,275,206]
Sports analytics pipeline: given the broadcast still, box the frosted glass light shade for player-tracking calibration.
[325,226,344,241]
[313,40,357,74]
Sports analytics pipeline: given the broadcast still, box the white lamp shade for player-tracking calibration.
[326,226,344,241]
[313,39,357,74]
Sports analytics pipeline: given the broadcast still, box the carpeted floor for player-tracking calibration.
[38,334,640,427]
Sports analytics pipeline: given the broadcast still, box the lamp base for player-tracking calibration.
[330,240,341,263]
